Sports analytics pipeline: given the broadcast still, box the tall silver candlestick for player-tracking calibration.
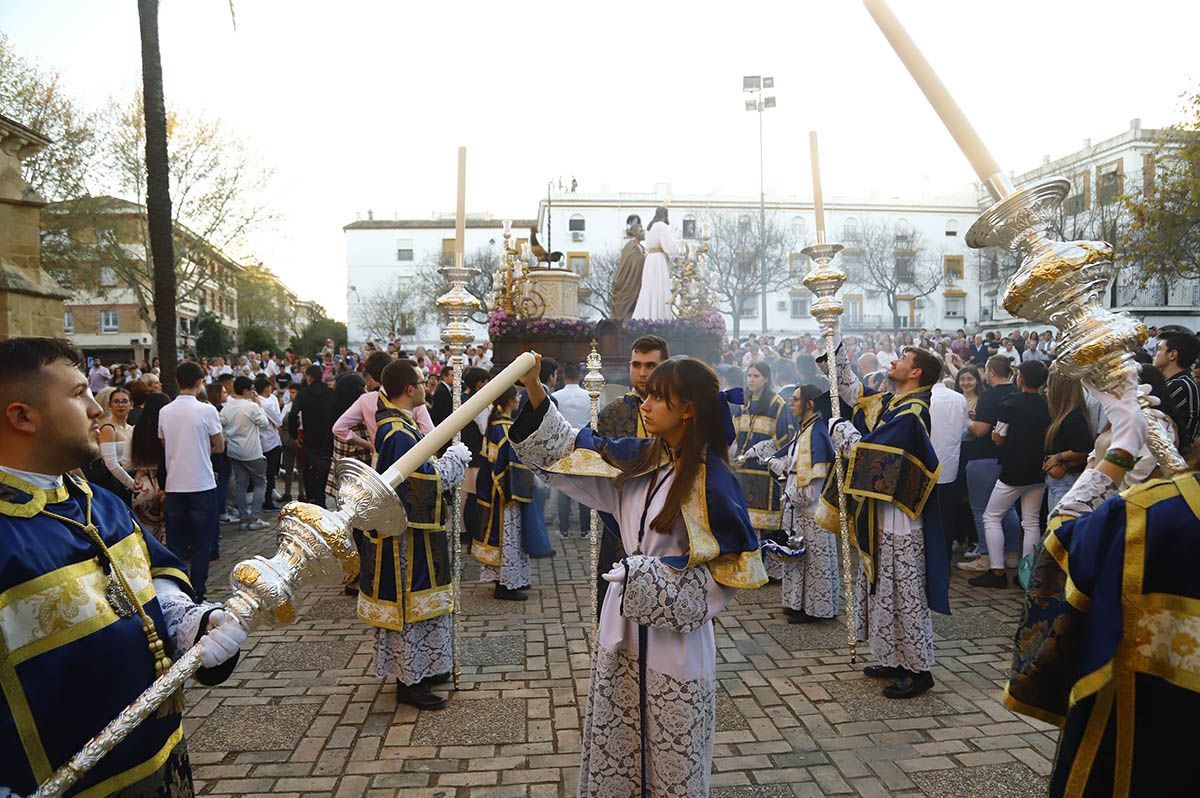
[582,340,606,646]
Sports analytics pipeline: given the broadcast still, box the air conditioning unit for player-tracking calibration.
[915,298,925,309]
[776,301,787,312]
[571,231,585,242]
[981,307,993,320]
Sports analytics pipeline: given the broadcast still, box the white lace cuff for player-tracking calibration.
[831,420,860,456]
[620,555,710,634]
[834,346,862,406]
[510,402,577,470]
[432,446,468,489]
[1052,467,1117,520]
[154,578,219,658]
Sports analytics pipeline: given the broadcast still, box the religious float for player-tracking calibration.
[487,219,726,377]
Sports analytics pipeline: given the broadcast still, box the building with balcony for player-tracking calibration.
[976,118,1200,331]
[42,196,241,363]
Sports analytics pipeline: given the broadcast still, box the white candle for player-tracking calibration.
[809,131,826,245]
[455,146,467,265]
[862,0,1002,185]
[379,351,537,487]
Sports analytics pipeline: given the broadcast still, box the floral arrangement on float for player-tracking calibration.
[624,311,727,339]
[487,310,595,342]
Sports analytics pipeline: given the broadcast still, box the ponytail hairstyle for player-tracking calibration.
[490,385,518,425]
[608,359,726,535]
[795,383,824,420]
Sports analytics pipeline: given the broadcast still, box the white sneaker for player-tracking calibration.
[1005,552,1020,569]
[957,555,991,572]
[245,518,270,531]
[962,542,986,559]
[220,512,240,524]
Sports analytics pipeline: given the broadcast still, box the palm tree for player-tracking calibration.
[138,0,178,394]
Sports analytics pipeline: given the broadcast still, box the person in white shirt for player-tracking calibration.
[999,339,1021,367]
[255,375,284,511]
[158,361,225,599]
[930,362,970,560]
[88,360,111,392]
[220,376,270,530]
[550,361,594,538]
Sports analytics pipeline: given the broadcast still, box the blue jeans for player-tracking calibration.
[965,458,1020,554]
[1045,473,1079,515]
[165,488,220,600]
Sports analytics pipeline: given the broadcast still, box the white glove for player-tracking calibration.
[766,456,788,479]
[196,609,247,669]
[601,562,626,584]
[444,441,471,466]
[1085,369,1147,457]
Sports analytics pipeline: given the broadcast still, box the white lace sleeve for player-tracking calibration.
[621,555,721,634]
[834,345,862,407]
[431,446,468,490]
[509,401,577,469]
[1051,467,1118,521]
[830,419,861,458]
[154,577,219,658]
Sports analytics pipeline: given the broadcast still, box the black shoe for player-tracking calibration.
[422,671,452,687]
[782,607,804,617]
[281,494,293,504]
[968,571,1009,589]
[210,550,219,561]
[883,670,934,699]
[262,503,277,512]
[494,584,529,601]
[396,681,448,710]
[788,611,818,624]
[864,664,906,679]
[343,585,359,596]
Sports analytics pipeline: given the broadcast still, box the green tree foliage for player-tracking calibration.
[196,309,233,357]
[241,324,278,354]
[1122,90,1200,283]
[0,33,98,201]
[291,317,347,359]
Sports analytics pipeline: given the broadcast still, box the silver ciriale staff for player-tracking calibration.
[862,0,1186,474]
[437,145,482,690]
[34,353,538,798]
[801,131,857,664]
[582,340,606,645]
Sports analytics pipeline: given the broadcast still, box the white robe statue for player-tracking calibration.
[631,220,678,320]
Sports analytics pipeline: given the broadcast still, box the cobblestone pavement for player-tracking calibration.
[185,515,1056,797]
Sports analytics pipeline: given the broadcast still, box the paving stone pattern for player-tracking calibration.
[183,515,1057,796]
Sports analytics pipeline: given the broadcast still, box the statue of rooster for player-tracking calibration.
[529,226,563,266]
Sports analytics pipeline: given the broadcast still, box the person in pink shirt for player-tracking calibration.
[333,353,434,456]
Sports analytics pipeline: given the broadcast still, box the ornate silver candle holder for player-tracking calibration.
[582,339,606,646]
[801,240,857,663]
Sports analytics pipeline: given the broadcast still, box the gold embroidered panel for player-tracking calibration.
[0,533,155,665]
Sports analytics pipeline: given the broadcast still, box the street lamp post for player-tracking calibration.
[744,75,775,335]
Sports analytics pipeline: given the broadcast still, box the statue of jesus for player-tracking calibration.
[631,206,678,321]
[610,214,645,321]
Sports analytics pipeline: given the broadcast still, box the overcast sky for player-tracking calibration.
[3,0,1197,320]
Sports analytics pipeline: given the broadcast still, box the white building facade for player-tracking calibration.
[977,118,1200,331]
[344,214,535,345]
[534,187,982,336]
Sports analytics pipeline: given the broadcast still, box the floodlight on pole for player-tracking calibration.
[741,74,775,333]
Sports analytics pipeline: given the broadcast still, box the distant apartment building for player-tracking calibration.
[977,118,1200,331]
[343,212,536,344]
[42,196,240,363]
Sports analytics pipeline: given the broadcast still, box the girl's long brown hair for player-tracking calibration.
[1044,371,1085,451]
[606,359,727,535]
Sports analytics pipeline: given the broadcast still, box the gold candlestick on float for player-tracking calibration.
[801,130,857,664]
[35,353,539,798]
[582,340,606,646]
[437,145,482,690]
[862,0,1187,474]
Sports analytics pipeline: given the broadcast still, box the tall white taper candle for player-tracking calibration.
[380,352,537,486]
[455,146,467,265]
[809,131,826,245]
[862,0,1001,185]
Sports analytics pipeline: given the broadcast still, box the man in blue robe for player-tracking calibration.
[356,361,469,710]
[0,338,244,797]
[818,343,949,699]
[592,335,668,617]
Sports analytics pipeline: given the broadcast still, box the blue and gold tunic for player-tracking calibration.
[471,413,535,568]
[0,470,195,797]
[1005,472,1200,797]
[357,397,451,630]
[733,391,796,532]
[816,385,949,615]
